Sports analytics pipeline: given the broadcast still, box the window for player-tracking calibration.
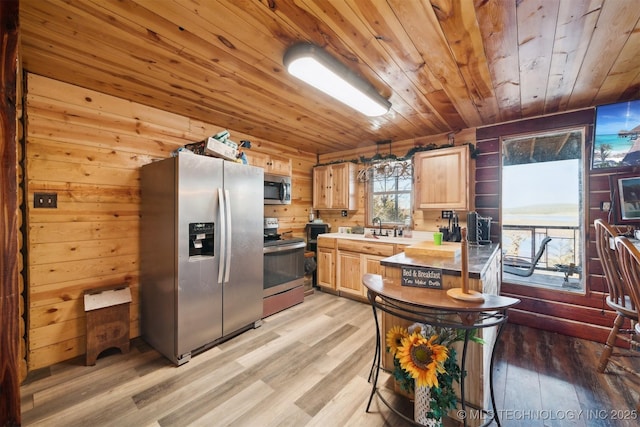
[501,128,585,292]
[365,160,412,226]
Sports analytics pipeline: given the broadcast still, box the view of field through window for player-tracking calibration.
[368,160,412,226]
[502,129,585,291]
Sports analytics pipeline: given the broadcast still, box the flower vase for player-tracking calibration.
[414,384,442,427]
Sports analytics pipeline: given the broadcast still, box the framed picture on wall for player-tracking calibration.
[592,99,640,169]
[610,173,640,224]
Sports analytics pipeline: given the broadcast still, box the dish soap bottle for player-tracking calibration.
[404,217,412,238]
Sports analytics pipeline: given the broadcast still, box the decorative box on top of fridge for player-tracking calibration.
[182,129,239,161]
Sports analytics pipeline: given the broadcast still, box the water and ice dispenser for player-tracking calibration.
[189,222,214,257]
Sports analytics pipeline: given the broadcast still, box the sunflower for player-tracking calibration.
[397,332,449,388]
[385,325,408,356]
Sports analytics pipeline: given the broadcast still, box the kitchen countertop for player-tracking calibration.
[380,243,501,279]
[317,231,433,245]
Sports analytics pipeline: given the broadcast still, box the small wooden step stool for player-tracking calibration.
[84,285,132,366]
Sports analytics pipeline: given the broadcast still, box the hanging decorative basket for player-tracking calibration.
[414,384,443,427]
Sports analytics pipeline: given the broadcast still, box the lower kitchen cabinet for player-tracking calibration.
[335,239,394,299]
[317,235,417,299]
[394,244,408,254]
[362,253,386,287]
[337,251,362,297]
[336,251,388,298]
[317,239,336,290]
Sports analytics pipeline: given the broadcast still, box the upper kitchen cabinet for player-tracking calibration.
[313,163,358,211]
[247,151,292,176]
[413,145,474,211]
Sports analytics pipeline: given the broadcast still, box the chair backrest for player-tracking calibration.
[532,237,553,265]
[594,219,632,310]
[503,236,553,277]
[613,236,640,314]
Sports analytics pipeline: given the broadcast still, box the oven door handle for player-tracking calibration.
[263,241,307,254]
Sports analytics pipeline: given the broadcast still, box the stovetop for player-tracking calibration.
[264,218,306,247]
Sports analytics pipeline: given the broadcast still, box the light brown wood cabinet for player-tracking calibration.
[337,250,362,297]
[312,163,358,210]
[317,234,438,300]
[247,151,292,176]
[413,145,474,211]
[317,236,410,297]
[394,244,409,254]
[334,239,394,298]
[337,253,387,298]
[316,238,336,290]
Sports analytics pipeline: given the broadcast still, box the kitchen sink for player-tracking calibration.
[321,231,432,245]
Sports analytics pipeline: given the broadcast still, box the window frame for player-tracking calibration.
[500,126,587,293]
[365,160,413,228]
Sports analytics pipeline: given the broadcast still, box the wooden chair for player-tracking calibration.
[614,236,640,339]
[593,219,638,374]
[613,236,640,414]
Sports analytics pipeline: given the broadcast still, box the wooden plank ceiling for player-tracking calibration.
[19,0,640,155]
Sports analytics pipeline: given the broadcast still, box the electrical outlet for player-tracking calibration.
[600,201,611,212]
[441,210,453,219]
[341,210,348,217]
[34,192,57,208]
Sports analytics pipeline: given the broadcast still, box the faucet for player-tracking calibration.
[372,217,382,236]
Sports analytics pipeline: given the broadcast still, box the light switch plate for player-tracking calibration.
[34,192,58,208]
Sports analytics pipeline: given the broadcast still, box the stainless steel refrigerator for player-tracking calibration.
[140,152,263,365]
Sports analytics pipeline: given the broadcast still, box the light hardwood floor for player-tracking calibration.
[20,291,640,426]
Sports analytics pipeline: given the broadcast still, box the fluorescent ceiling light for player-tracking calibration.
[283,43,391,117]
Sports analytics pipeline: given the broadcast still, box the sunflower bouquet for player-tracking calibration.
[386,323,483,421]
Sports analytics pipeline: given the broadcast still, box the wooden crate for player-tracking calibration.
[84,285,131,366]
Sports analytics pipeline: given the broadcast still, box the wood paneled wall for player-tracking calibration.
[24,73,315,370]
[316,128,477,232]
[475,109,630,344]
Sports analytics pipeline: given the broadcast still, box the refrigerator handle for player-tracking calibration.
[223,189,232,283]
[218,188,226,284]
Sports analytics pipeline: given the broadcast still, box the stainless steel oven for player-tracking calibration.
[263,217,305,317]
[264,173,291,205]
[263,240,306,296]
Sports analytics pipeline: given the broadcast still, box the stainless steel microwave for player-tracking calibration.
[264,173,291,205]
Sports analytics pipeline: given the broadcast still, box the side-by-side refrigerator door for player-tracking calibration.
[176,154,224,360]
[221,162,264,336]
